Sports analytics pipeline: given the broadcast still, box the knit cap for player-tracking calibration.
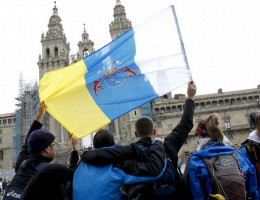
[28,129,55,154]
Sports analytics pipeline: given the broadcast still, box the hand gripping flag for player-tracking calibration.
[39,6,192,138]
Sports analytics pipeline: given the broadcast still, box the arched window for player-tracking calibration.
[224,99,230,105]
[230,98,236,105]
[236,98,241,104]
[200,102,205,109]
[83,49,89,58]
[242,97,247,104]
[161,107,165,114]
[206,101,211,108]
[218,100,224,106]
[177,105,182,111]
[54,47,58,58]
[212,101,217,107]
[248,96,254,103]
[195,103,200,109]
[166,106,171,113]
[46,48,50,59]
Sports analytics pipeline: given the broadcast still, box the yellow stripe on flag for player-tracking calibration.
[39,60,111,138]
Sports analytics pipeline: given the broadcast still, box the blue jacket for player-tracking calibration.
[189,142,259,200]
[73,142,166,200]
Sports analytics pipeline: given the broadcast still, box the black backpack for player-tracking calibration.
[127,145,178,200]
[2,160,49,200]
[242,139,260,185]
[202,152,246,200]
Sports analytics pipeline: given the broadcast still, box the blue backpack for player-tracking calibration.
[2,160,49,200]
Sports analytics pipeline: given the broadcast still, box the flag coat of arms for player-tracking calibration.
[39,6,192,138]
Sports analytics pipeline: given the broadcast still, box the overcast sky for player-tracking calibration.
[1,0,260,116]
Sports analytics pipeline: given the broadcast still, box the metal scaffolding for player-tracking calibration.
[15,73,38,153]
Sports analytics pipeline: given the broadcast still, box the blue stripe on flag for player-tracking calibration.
[83,29,158,120]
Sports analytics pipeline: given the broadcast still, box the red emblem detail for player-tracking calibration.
[121,67,141,78]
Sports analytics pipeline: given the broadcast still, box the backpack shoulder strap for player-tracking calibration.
[202,156,223,195]
[201,156,217,177]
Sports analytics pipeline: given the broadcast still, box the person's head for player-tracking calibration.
[195,121,209,140]
[28,130,56,159]
[204,114,224,143]
[93,129,115,148]
[255,112,260,136]
[134,117,156,139]
[195,120,210,150]
[195,114,223,149]
[249,111,260,130]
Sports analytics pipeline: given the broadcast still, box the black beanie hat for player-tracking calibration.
[28,129,55,154]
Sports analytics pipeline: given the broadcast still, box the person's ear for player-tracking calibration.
[41,146,50,156]
[134,131,138,138]
[153,129,156,136]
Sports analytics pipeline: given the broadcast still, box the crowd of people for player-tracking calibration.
[2,82,260,200]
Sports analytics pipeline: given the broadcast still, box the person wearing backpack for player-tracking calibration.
[73,129,166,200]
[189,115,259,200]
[79,82,196,200]
[240,111,260,197]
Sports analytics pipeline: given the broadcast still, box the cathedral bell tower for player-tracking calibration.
[109,0,132,40]
[38,1,70,79]
[108,0,135,145]
[77,24,95,60]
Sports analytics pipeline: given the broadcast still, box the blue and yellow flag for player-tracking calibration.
[39,6,192,138]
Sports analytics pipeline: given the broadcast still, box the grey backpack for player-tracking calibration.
[202,152,246,200]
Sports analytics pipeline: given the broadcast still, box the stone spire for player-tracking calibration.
[82,23,89,42]
[109,0,132,40]
[38,1,70,79]
[77,23,95,60]
[44,1,65,39]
